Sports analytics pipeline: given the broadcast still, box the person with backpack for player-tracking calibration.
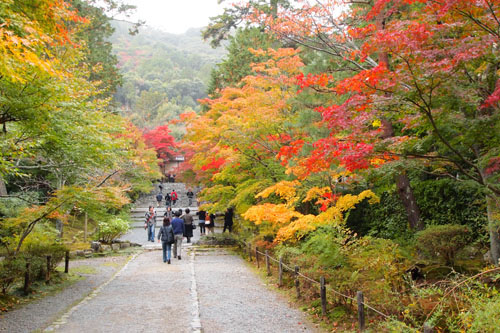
[171,190,178,206]
[155,192,163,207]
[157,217,175,264]
[165,192,171,207]
[182,208,194,243]
[186,189,194,206]
[144,206,157,242]
[171,210,185,260]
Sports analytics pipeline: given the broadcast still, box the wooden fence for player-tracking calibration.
[23,251,70,295]
[243,242,434,332]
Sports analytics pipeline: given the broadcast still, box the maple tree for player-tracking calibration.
[143,124,178,174]
[213,0,500,263]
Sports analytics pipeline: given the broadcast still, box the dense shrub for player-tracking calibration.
[347,178,486,242]
[97,217,129,244]
[415,224,470,266]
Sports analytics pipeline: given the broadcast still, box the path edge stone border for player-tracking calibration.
[190,248,202,333]
[43,252,141,332]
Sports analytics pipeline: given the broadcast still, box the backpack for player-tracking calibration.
[156,194,163,201]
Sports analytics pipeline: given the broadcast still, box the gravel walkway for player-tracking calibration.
[46,250,193,333]
[0,255,130,333]
[195,248,318,333]
[2,247,319,333]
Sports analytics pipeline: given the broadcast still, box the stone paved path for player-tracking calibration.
[40,248,317,333]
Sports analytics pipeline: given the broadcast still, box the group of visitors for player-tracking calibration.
[156,188,195,208]
[145,189,235,263]
[195,208,215,235]
[155,189,178,207]
[145,206,197,263]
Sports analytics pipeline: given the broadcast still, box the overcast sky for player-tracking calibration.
[124,0,228,34]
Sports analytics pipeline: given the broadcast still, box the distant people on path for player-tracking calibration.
[157,217,175,264]
[155,192,163,207]
[166,173,176,183]
[171,210,185,260]
[165,192,171,207]
[196,208,206,236]
[171,189,178,206]
[186,189,194,206]
[144,206,157,242]
[164,206,173,221]
[182,208,194,243]
[223,207,234,233]
[159,183,163,193]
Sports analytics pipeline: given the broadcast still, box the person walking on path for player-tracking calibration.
[155,192,163,207]
[164,206,173,221]
[171,189,178,206]
[182,208,194,243]
[159,183,163,193]
[165,192,171,208]
[206,213,215,234]
[223,207,234,233]
[196,208,206,236]
[186,189,194,206]
[171,210,185,260]
[157,217,175,263]
[144,206,157,242]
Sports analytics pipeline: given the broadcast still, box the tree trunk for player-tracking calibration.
[396,173,424,231]
[487,196,500,265]
[380,120,424,231]
[0,178,7,196]
[271,0,278,18]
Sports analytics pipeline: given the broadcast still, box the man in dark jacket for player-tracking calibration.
[156,192,163,207]
[223,207,234,233]
[171,210,185,260]
[186,189,194,206]
[196,208,206,235]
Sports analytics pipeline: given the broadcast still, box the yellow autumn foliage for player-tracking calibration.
[256,180,300,206]
[304,186,331,202]
[243,203,303,225]
[245,189,380,243]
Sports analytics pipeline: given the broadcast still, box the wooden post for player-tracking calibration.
[84,211,88,242]
[64,250,70,273]
[357,291,365,331]
[294,265,300,299]
[46,255,52,282]
[265,250,271,276]
[255,247,260,268]
[278,257,283,287]
[247,243,252,261]
[423,324,434,333]
[24,262,30,295]
[320,276,327,317]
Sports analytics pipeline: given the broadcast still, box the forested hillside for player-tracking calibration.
[110,21,226,134]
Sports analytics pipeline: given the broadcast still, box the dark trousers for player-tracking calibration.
[223,222,233,233]
[199,221,206,235]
